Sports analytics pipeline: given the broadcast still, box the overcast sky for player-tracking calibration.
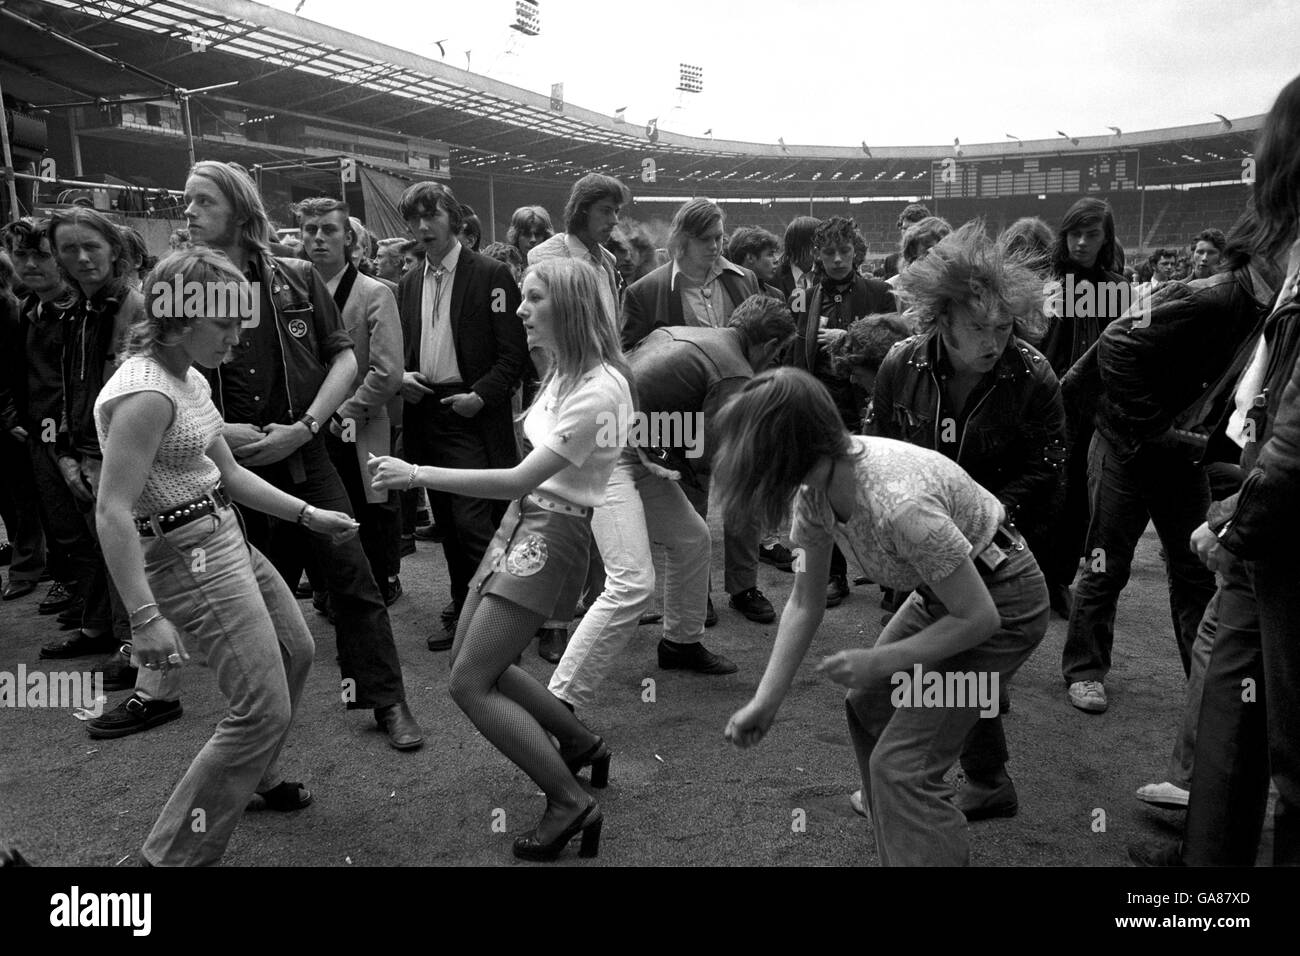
[260,0,1300,147]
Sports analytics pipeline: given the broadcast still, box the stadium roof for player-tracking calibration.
[0,0,1265,196]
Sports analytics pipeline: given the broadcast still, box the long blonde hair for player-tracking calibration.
[523,258,634,410]
[128,247,251,356]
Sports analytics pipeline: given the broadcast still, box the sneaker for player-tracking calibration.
[87,695,183,739]
[657,639,737,675]
[952,778,1019,820]
[40,629,119,660]
[38,581,78,615]
[759,543,795,572]
[729,587,775,624]
[825,574,850,608]
[704,597,717,628]
[1068,680,1108,713]
[1135,781,1189,809]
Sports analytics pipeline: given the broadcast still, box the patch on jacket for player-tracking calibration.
[287,318,309,338]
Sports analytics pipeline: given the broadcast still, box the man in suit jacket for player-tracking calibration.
[619,198,774,626]
[621,198,764,352]
[395,182,527,650]
[298,199,405,604]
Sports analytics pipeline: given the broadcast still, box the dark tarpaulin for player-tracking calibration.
[358,165,413,240]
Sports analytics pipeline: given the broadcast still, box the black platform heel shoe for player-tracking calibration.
[513,801,603,861]
[563,737,611,789]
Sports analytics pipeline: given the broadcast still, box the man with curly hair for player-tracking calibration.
[789,216,895,606]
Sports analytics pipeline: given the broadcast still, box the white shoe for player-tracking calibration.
[1136,781,1189,809]
[849,788,870,820]
[1068,680,1108,713]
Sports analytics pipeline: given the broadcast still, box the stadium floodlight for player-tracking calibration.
[512,1,541,36]
[1057,130,1079,146]
[678,63,703,94]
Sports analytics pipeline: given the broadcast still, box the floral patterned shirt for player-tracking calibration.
[789,436,1004,591]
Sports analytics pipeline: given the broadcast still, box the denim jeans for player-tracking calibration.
[1254,555,1300,866]
[844,545,1047,865]
[0,433,45,583]
[681,478,760,596]
[138,506,313,866]
[1062,432,1216,684]
[1166,581,1219,789]
[240,435,406,710]
[549,453,711,707]
[1181,551,1266,866]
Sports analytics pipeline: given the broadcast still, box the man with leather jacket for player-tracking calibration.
[868,222,1064,822]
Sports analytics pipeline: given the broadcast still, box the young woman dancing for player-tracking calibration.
[370,258,634,862]
[716,367,1048,866]
[95,248,359,866]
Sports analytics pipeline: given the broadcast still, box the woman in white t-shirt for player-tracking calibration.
[94,248,360,866]
[371,258,634,862]
[714,367,1048,866]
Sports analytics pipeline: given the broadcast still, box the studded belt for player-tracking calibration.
[136,486,233,537]
[525,491,590,518]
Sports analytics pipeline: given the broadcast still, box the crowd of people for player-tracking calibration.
[2,70,1299,868]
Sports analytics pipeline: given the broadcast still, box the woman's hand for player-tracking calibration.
[367,454,415,492]
[817,327,849,351]
[817,648,890,689]
[57,455,95,504]
[725,697,778,749]
[306,507,360,542]
[635,447,680,481]
[130,618,190,673]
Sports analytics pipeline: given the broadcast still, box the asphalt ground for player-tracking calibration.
[0,518,1273,867]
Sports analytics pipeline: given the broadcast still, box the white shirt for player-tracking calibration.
[419,242,464,384]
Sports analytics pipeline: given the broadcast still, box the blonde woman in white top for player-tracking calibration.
[371,258,634,862]
[94,248,358,866]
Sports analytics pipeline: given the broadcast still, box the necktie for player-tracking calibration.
[430,266,448,322]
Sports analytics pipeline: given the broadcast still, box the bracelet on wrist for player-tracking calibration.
[297,503,316,527]
[129,601,159,621]
[131,612,164,632]
[405,464,420,492]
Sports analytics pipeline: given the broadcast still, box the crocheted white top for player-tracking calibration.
[94,355,225,518]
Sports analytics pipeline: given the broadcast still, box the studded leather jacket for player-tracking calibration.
[867,331,1067,540]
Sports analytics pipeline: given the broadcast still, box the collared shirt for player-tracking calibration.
[419,242,464,385]
[672,257,747,328]
[563,234,619,329]
[220,257,289,427]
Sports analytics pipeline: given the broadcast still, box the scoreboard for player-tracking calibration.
[930,150,1140,199]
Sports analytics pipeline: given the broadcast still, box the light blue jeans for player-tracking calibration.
[845,545,1047,865]
[549,452,711,707]
[138,506,313,866]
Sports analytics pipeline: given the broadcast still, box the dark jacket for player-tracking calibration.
[625,325,754,487]
[620,260,761,351]
[1206,286,1300,559]
[1062,265,1275,463]
[0,293,22,434]
[1038,263,1128,375]
[396,247,527,469]
[868,331,1067,538]
[789,273,895,373]
[208,253,354,426]
[60,284,143,460]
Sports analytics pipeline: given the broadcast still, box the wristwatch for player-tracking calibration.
[297,413,320,436]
